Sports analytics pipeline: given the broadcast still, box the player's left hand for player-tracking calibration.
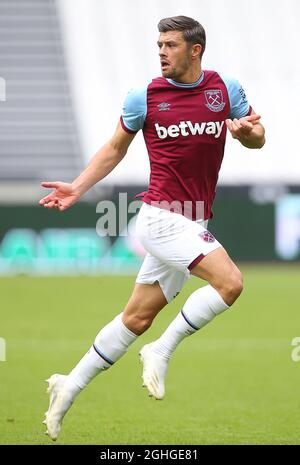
[225,113,261,140]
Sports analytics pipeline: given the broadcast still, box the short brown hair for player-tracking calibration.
[158,15,206,59]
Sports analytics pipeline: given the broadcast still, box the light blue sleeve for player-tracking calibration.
[219,73,251,119]
[121,87,147,132]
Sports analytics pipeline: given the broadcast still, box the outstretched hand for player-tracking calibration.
[39,181,80,211]
[225,113,261,140]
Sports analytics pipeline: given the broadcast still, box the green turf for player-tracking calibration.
[0,266,300,444]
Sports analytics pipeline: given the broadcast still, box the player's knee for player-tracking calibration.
[123,310,154,335]
[221,270,243,306]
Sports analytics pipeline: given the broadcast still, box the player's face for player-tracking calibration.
[157,31,193,80]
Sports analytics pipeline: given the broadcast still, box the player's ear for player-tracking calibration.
[191,43,202,60]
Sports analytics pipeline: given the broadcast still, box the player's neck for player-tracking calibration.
[172,65,203,85]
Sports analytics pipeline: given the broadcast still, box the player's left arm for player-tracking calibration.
[225,109,265,149]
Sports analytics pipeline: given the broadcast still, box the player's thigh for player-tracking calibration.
[190,247,243,303]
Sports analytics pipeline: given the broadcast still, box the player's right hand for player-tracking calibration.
[39,182,81,211]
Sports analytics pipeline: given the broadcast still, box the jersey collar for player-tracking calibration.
[166,71,205,88]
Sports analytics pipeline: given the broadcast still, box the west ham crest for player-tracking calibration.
[204,89,225,112]
[200,231,215,243]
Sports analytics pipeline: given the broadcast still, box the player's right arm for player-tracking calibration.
[39,122,136,211]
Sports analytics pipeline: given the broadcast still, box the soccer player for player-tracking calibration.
[39,16,265,440]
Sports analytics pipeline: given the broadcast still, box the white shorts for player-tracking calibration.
[135,203,222,302]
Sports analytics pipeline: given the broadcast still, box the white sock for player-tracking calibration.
[64,313,137,396]
[152,285,229,359]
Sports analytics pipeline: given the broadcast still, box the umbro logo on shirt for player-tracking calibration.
[157,102,171,111]
[155,120,225,139]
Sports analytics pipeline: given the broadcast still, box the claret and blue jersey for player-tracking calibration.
[120,70,252,220]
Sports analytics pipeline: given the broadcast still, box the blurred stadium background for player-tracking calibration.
[0,0,300,445]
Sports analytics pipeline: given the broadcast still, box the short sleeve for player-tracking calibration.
[219,73,251,119]
[120,87,147,133]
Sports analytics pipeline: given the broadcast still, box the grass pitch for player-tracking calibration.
[0,265,300,444]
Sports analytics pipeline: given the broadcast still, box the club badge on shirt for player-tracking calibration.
[204,89,225,112]
[200,231,216,243]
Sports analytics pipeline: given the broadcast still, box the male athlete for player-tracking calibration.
[39,16,265,440]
